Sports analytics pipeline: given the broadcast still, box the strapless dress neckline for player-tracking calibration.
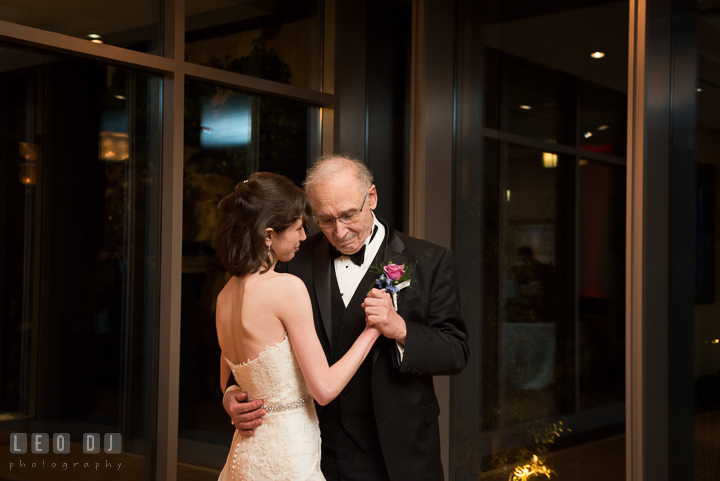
[224,333,289,369]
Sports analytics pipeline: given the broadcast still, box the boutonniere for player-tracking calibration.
[368,260,418,310]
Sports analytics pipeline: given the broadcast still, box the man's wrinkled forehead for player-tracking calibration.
[307,174,363,212]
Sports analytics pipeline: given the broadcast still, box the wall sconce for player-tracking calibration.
[19,142,38,186]
[19,162,37,186]
[542,152,558,168]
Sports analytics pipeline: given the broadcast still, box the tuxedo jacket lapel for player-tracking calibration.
[383,226,405,261]
[382,228,421,304]
[313,237,333,347]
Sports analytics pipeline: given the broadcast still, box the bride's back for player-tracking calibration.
[216,271,288,366]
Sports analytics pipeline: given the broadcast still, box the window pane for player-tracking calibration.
[695,3,720,479]
[0,0,161,54]
[453,1,628,479]
[185,0,323,91]
[178,80,319,478]
[0,45,161,478]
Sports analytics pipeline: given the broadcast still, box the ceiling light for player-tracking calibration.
[697,88,703,92]
[597,125,609,131]
[584,132,593,138]
[519,105,532,110]
[115,95,126,100]
[87,33,102,39]
[590,51,605,59]
[91,39,104,44]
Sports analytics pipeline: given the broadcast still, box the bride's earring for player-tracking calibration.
[268,243,272,258]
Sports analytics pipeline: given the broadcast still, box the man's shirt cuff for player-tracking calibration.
[396,341,405,363]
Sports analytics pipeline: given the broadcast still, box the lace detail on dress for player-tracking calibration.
[219,335,324,481]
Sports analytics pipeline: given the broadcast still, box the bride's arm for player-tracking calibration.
[277,275,380,406]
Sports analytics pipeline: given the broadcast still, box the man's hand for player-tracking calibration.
[362,289,407,345]
[223,388,266,437]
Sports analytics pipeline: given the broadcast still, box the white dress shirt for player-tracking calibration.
[333,214,384,307]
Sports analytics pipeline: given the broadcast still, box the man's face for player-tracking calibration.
[309,170,377,255]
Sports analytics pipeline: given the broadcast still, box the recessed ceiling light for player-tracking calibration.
[87,33,102,39]
[597,125,609,131]
[519,105,532,110]
[584,132,593,138]
[590,51,605,59]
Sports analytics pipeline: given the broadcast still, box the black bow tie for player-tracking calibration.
[329,225,379,266]
[331,244,366,266]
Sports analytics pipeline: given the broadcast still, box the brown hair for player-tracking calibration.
[216,172,312,276]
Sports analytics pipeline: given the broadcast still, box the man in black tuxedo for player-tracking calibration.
[224,155,469,480]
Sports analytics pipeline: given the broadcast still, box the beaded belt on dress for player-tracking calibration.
[263,394,314,413]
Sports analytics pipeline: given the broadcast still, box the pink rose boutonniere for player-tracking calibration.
[369,259,417,310]
[383,263,405,281]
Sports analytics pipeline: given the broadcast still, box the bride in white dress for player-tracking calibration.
[214,173,380,481]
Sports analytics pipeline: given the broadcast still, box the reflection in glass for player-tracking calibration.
[580,82,627,157]
[578,161,625,411]
[485,53,568,143]
[178,80,318,478]
[0,46,160,478]
[0,0,161,53]
[480,145,627,480]
[185,0,323,90]
[501,145,560,430]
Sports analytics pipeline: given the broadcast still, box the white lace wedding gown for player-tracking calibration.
[218,334,325,481]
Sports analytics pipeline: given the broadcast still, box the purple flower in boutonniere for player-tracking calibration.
[368,260,418,310]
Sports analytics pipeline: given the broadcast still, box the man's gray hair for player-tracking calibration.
[303,153,374,197]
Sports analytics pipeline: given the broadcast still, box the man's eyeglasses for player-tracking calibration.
[316,194,367,228]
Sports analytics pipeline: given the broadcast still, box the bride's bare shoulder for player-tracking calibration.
[270,272,307,294]
[235,271,304,296]
[216,276,239,303]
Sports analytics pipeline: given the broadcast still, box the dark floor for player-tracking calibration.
[1,410,719,480]
[482,409,720,481]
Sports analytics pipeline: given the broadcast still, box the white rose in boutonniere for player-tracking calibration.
[368,260,418,310]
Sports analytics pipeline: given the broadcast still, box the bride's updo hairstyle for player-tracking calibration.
[216,172,312,277]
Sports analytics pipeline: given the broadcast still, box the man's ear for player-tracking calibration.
[368,184,378,210]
